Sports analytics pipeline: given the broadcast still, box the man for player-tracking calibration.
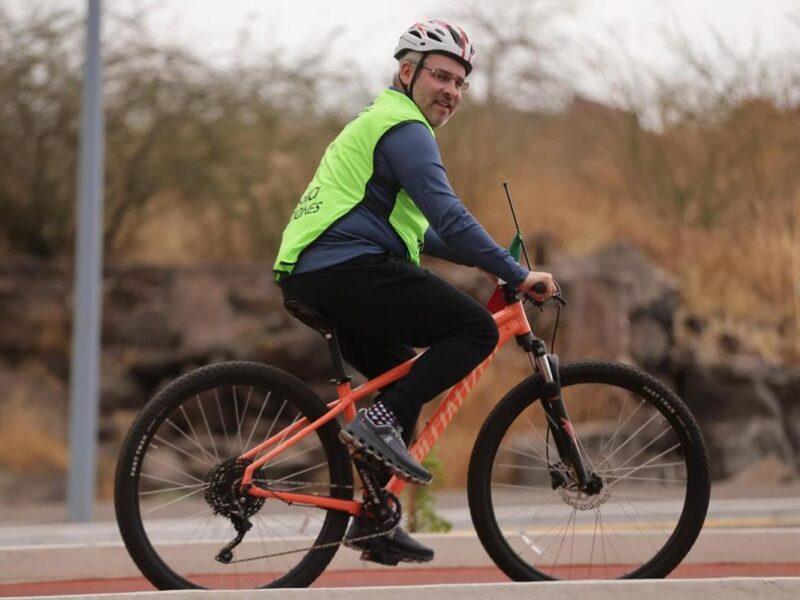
[273,20,557,563]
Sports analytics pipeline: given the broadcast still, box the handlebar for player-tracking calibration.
[525,281,566,307]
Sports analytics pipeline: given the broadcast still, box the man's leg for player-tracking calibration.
[280,256,495,563]
[336,326,420,446]
[281,255,498,479]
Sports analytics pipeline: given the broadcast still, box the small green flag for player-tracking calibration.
[508,230,522,262]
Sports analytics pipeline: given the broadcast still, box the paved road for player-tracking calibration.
[1,494,799,547]
[1,491,799,597]
[2,563,800,597]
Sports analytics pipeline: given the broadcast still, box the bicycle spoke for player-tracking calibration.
[588,508,600,578]
[233,386,244,453]
[142,486,208,515]
[521,410,555,461]
[144,448,206,484]
[599,411,664,469]
[607,442,682,489]
[139,482,208,496]
[196,394,221,461]
[244,390,271,453]
[494,462,551,471]
[162,417,216,466]
[141,472,200,489]
[179,405,217,464]
[599,460,685,475]
[503,443,549,464]
[214,388,233,457]
[153,432,214,468]
[599,398,645,458]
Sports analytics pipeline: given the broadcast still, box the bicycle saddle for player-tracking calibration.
[283,300,336,336]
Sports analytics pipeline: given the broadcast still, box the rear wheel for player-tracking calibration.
[115,361,353,589]
[468,361,710,580]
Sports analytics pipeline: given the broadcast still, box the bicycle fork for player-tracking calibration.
[518,333,603,495]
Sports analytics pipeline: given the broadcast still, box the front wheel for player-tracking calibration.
[468,361,710,580]
[114,361,353,589]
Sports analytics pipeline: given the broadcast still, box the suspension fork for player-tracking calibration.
[518,334,601,494]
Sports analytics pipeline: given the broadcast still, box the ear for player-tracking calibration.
[399,61,416,87]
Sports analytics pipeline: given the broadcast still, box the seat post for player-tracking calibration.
[282,299,353,387]
[325,328,352,386]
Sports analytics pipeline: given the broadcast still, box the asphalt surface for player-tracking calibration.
[1,485,799,597]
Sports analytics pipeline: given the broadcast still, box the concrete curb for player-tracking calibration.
[7,577,800,600]
[2,529,799,584]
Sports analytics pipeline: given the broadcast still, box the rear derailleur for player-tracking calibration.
[204,458,263,564]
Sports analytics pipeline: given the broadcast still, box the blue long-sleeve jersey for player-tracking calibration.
[293,110,529,287]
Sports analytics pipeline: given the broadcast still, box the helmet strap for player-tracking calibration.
[403,53,428,101]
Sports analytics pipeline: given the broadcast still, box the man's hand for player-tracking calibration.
[517,271,557,301]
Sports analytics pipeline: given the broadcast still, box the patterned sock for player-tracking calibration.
[366,400,398,429]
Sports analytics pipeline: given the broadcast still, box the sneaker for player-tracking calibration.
[339,409,432,485]
[344,518,434,565]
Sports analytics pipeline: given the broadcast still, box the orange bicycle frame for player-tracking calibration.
[239,296,533,515]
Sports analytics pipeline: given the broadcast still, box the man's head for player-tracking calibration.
[393,21,475,128]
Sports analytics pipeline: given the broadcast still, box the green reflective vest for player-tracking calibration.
[273,89,435,281]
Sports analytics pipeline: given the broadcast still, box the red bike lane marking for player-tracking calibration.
[1,564,799,597]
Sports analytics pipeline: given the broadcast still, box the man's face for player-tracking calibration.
[400,54,466,128]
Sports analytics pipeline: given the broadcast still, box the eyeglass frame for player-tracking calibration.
[409,62,470,92]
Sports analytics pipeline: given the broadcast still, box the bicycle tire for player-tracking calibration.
[115,361,353,589]
[467,360,710,580]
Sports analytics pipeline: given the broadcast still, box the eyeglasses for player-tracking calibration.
[412,63,470,92]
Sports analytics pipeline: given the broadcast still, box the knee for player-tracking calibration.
[470,310,499,356]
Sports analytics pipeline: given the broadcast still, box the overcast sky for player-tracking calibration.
[7,0,799,102]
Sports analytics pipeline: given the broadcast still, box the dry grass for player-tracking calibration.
[0,391,68,473]
[115,193,256,264]
[464,162,800,363]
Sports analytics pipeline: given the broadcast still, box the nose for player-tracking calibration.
[442,79,460,99]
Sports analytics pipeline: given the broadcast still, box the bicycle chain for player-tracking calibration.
[225,478,399,564]
[226,519,400,564]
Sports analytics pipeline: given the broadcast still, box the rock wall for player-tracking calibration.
[1,244,797,501]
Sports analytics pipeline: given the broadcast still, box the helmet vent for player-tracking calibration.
[426,31,443,42]
[408,30,422,39]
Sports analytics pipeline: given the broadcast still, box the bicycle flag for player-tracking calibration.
[486,231,523,313]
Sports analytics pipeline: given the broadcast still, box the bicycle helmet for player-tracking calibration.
[394,20,476,75]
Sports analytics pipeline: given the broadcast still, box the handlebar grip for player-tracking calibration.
[532,282,547,295]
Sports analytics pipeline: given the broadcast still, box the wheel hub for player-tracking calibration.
[559,484,611,510]
[204,458,265,518]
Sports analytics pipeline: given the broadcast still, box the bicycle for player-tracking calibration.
[114,268,710,589]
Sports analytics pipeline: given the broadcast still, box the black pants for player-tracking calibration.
[279,254,498,442]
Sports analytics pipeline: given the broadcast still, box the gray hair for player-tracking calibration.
[392,51,424,88]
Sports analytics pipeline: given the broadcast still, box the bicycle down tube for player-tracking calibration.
[239,289,535,512]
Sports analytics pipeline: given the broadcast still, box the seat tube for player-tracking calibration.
[337,382,356,421]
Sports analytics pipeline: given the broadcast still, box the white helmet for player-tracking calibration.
[394,20,476,75]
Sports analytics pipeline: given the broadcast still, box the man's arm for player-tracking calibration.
[379,122,529,286]
[423,227,471,265]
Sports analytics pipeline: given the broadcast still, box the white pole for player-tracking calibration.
[67,0,104,522]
